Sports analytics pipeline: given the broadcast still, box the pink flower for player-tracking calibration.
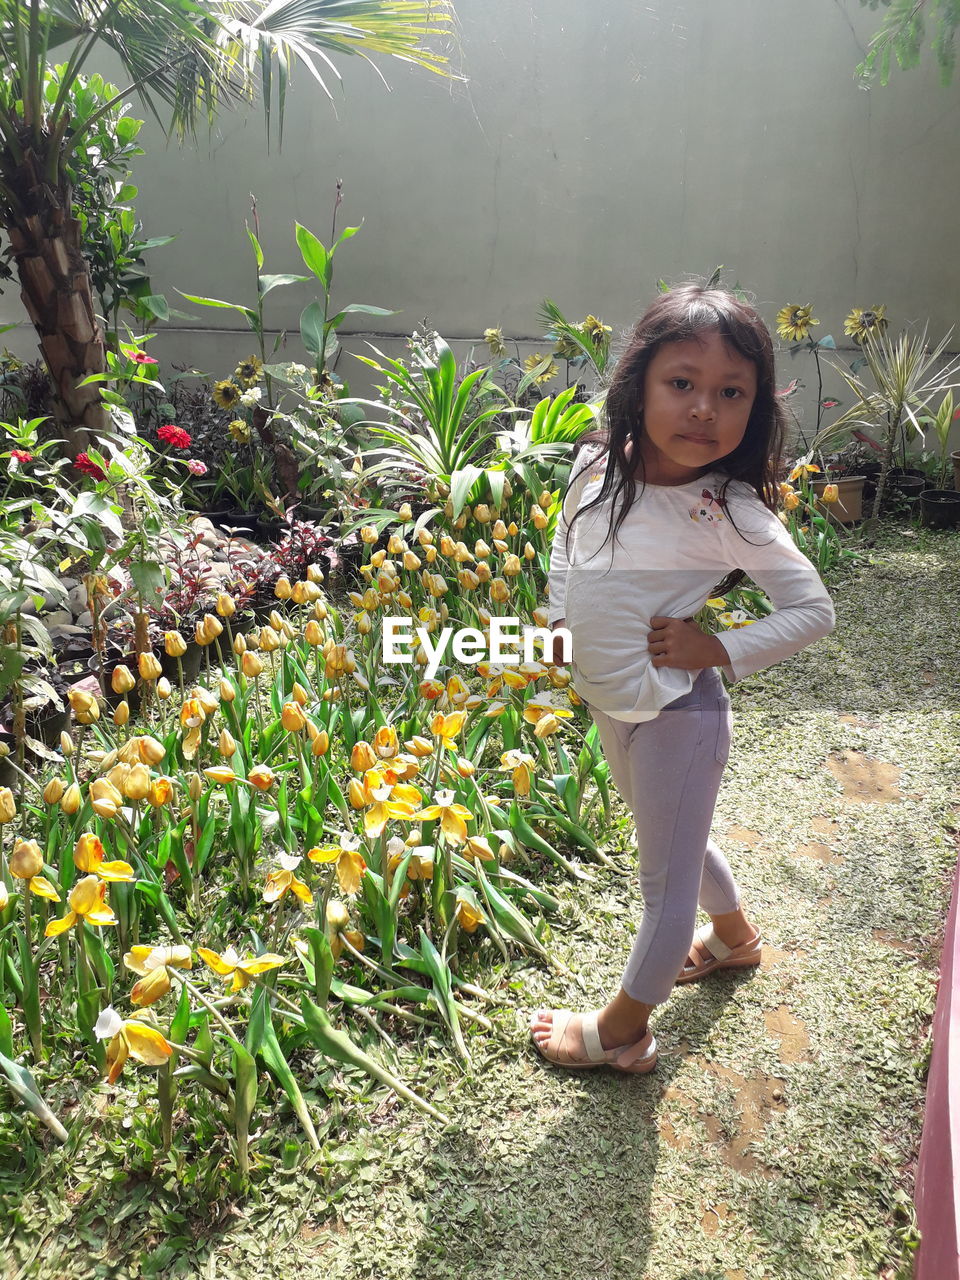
[131,352,158,365]
[158,424,192,449]
[10,449,32,463]
[187,459,208,476]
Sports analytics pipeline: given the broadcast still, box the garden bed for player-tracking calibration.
[3,525,957,1279]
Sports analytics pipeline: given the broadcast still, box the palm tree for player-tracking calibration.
[0,0,456,452]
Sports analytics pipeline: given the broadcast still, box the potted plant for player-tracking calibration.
[919,392,960,529]
[803,325,960,541]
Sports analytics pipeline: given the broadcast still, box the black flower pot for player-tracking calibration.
[159,639,204,684]
[216,510,260,538]
[920,489,960,530]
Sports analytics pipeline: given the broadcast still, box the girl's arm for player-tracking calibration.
[715,498,836,683]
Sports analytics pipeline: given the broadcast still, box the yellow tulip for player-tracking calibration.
[405,736,434,758]
[241,651,265,678]
[111,665,136,695]
[125,943,192,976]
[138,652,163,681]
[146,776,174,808]
[304,620,324,646]
[156,677,172,700]
[281,702,307,733]
[0,787,15,824]
[216,592,237,618]
[138,735,166,766]
[43,778,65,805]
[73,832,134,881]
[464,835,496,863]
[219,678,236,702]
[311,731,330,757]
[218,729,237,758]
[489,577,510,603]
[60,783,81,815]
[351,741,378,773]
[248,765,276,791]
[360,525,378,544]
[164,631,187,657]
[309,840,367,895]
[274,576,292,600]
[821,484,839,504]
[129,964,172,1007]
[784,491,801,511]
[68,688,100,724]
[397,502,413,522]
[123,764,151,801]
[203,766,237,785]
[10,839,43,879]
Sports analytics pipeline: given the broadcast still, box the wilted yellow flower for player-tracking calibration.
[203,765,237,785]
[197,946,285,993]
[483,326,506,357]
[264,853,313,905]
[500,749,536,796]
[431,711,466,751]
[45,875,118,935]
[464,835,496,863]
[95,1006,173,1084]
[783,491,801,511]
[410,788,474,846]
[374,725,399,759]
[308,835,367,894]
[820,484,839,504]
[213,379,242,409]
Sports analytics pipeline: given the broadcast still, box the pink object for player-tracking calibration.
[915,857,960,1279]
[187,459,208,475]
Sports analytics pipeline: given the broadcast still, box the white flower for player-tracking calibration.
[277,851,301,872]
[287,363,308,378]
[94,1006,123,1041]
[239,386,263,407]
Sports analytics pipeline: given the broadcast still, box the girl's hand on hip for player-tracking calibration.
[647,616,727,670]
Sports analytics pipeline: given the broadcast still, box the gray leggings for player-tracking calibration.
[589,667,739,1005]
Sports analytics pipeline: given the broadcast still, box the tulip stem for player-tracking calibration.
[168,970,241,1042]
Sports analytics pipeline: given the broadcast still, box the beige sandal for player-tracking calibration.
[530,1009,658,1074]
[676,923,762,984]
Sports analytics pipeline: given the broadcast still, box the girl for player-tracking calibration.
[530,283,835,1074]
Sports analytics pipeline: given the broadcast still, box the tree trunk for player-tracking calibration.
[6,150,110,456]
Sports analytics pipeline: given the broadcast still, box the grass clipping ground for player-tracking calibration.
[5,524,959,1280]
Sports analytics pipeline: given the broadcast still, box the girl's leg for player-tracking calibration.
[599,677,734,1006]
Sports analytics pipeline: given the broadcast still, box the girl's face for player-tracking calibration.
[637,330,758,486]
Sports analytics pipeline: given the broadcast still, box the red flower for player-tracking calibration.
[157,424,192,449]
[131,352,158,365]
[75,452,107,481]
[10,449,32,463]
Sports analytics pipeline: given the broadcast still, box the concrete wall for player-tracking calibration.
[3,0,960,453]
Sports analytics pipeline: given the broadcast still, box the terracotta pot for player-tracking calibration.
[920,489,960,530]
[811,475,866,524]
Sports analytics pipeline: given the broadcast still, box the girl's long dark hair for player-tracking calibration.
[569,282,788,598]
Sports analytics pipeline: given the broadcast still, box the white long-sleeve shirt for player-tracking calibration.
[547,449,836,722]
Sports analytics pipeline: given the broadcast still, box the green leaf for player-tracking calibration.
[247,227,264,270]
[231,1042,259,1176]
[300,301,326,358]
[295,223,331,287]
[0,1051,68,1142]
[259,273,308,298]
[247,987,320,1149]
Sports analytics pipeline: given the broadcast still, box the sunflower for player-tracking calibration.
[234,355,263,386]
[776,305,819,343]
[844,305,889,345]
[552,331,582,360]
[523,353,558,385]
[228,418,251,444]
[213,379,242,410]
